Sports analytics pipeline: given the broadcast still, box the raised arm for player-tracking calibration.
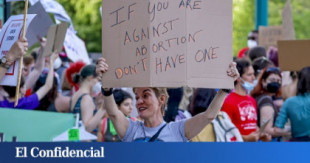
[184,62,239,140]
[96,58,129,138]
[24,37,46,90]
[0,38,28,80]
[35,52,58,100]
[80,95,106,132]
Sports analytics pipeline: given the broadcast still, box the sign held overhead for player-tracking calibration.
[101,0,233,88]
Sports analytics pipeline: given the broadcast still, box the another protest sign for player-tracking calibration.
[0,108,75,142]
[282,0,295,40]
[258,26,284,48]
[27,1,54,47]
[278,40,310,71]
[29,0,75,32]
[101,0,233,88]
[0,14,36,86]
[43,22,68,56]
[64,28,90,64]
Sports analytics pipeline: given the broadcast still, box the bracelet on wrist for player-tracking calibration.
[222,89,232,94]
[101,87,113,96]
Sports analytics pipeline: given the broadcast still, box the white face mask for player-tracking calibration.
[53,57,62,69]
[247,40,257,48]
[241,78,257,94]
[92,82,102,95]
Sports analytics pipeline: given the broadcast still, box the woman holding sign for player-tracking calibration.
[70,64,106,133]
[96,58,239,142]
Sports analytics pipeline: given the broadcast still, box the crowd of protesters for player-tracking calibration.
[1,28,309,142]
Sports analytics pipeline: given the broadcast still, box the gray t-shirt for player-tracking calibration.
[122,119,189,142]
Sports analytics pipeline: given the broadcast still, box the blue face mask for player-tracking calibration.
[241,79,257,93]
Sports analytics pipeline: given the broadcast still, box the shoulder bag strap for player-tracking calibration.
[148,123,167,142]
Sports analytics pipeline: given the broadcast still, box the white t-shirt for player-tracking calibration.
[122,119,189,142]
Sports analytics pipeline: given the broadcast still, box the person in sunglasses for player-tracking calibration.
[274,67,310,142]
[251,67,290,141]
[237,30,259,59]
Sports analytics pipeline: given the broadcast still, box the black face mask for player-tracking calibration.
[267,82,281,93]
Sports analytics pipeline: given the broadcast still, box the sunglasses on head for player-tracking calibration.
[266,67,280,73]
[248,36,256,40]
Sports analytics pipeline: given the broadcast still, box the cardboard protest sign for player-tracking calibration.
[258,26,284,48]
[102,0,233,88]
[64,28,90,64]
[43,22,68,56]
[278,40,310,71]
[282,0,295,40]
[0,108,75,142]
[0,14,36,86]
[27,1,54,47]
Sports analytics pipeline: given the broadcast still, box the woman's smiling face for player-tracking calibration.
[135,88,162,120]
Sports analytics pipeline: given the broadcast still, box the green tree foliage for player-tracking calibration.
[233,0,255,56]
[269,0,310,40]
[58,0,102,52]
[233,0,310,56]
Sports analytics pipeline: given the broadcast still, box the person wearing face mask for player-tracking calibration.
[251,67,290,141]
[70,64,106,133]
[221,59,271,142]
[237,30,259,59]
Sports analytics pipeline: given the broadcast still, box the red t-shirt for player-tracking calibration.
[221,92,257,135]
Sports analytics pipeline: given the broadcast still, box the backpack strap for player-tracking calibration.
[71,93,89,112]
[216,115,236,142]
[148,124,167,142]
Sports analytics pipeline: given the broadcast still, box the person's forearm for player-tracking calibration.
[85,109,105,133]
[103,93,129,138]
[45,61,54,89]
[103,94,120,118]
[272,127,291,137]
[203,90,228,120]
[184,90,228,139]
[24,49,45,90]
[242,135,256,142]
[34,47,45,71]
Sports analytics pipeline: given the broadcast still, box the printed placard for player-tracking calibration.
[0,14,36,86]
[64,28,90,64]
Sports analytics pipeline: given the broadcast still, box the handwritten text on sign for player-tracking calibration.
[102,0,233,88]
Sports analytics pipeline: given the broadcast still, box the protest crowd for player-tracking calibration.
[0,0,309,143]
